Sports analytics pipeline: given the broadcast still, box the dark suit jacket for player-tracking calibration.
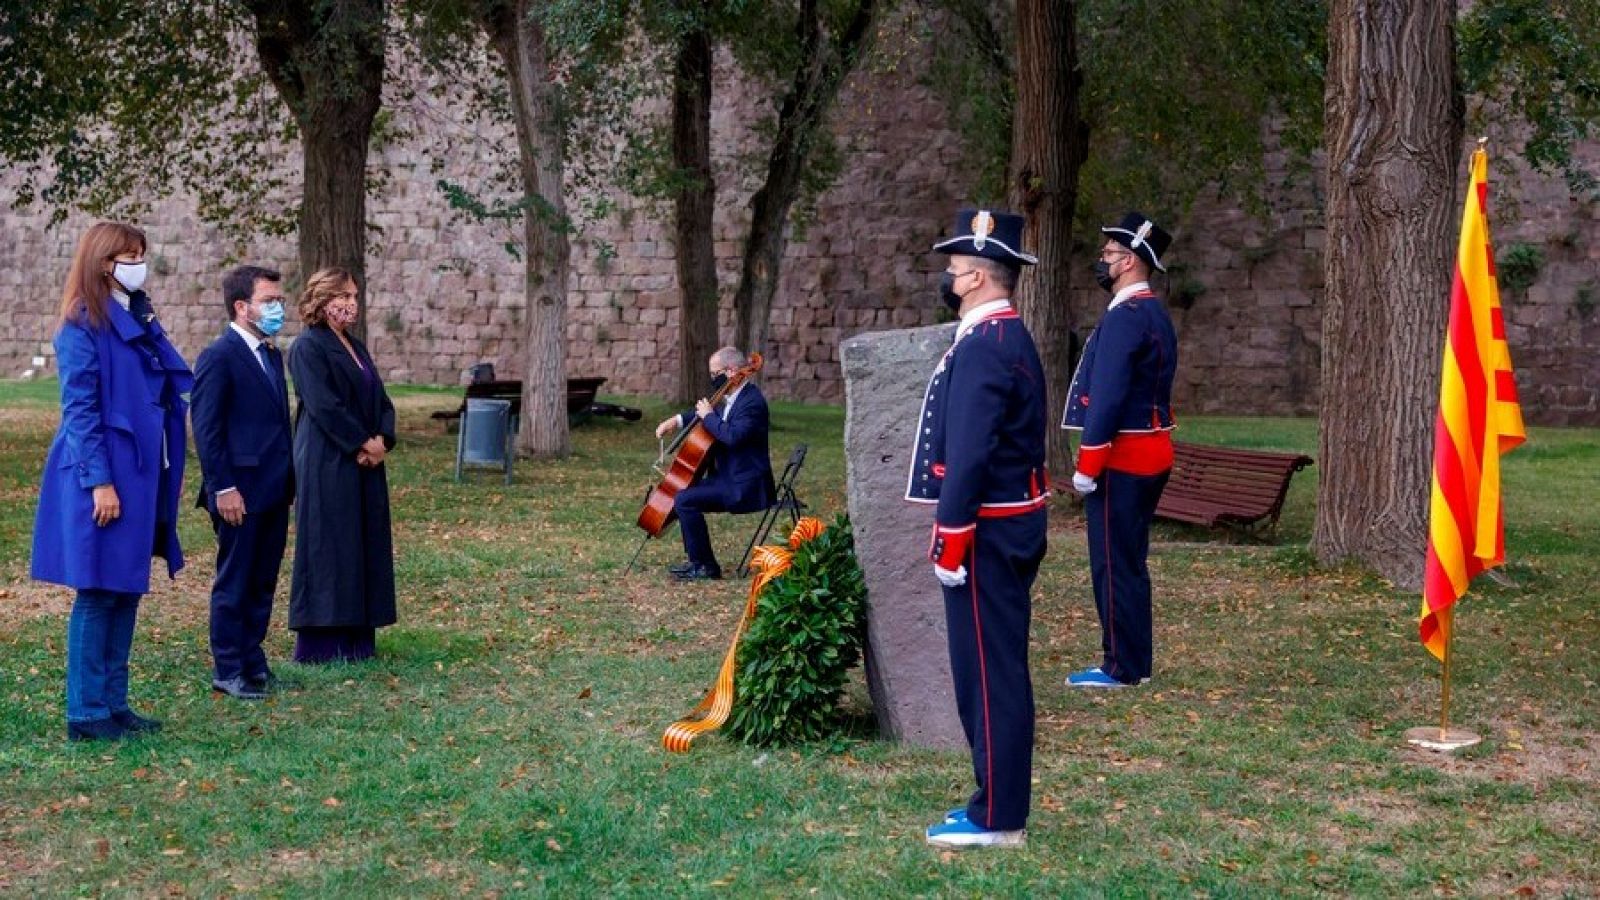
[680,383,776,513]
[191,326,294,513]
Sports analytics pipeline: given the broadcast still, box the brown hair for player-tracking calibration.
[298,266,357,327]
[58,222,147,328]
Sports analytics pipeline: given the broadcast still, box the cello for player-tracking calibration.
[636,353,764,536]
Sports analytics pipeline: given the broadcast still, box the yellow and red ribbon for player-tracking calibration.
[662,517,826,752]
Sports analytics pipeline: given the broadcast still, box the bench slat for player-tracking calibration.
[1171,477,1292,496]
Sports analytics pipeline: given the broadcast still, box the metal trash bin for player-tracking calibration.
[455,397,513,484]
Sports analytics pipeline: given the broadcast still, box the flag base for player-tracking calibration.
[1403,726,1482,752]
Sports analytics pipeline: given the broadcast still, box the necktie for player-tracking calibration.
[258,344,282,396]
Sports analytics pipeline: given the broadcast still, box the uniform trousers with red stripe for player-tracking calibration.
[940,508,1047,831]
[1084,467,1171,684]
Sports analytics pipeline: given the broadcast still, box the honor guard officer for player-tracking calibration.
[910,208,1050,850]
[1062,211,1178,688]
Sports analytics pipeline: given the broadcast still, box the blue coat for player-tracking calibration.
[679,383,776,513]
[905,308,1051,521]
[1061,291,1178,442]
[31,296,194,594]
[190,327,294,514]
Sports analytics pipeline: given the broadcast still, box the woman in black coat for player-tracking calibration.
[287,267,397,662]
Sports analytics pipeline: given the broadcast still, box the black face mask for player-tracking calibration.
[938,272,965,312]
[1092,259,1117,293]
[710,372,730,392]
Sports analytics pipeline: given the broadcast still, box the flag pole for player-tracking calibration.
[1406,603,1481,751]
[1406,133,1511,755]
[1439,605,1454,738]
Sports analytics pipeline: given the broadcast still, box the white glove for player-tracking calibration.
[934,563,968,587]
[1072,472,1098,495]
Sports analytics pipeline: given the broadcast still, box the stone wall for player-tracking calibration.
[2,15,1597,425]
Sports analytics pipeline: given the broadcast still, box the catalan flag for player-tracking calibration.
[1420,147,1527,660]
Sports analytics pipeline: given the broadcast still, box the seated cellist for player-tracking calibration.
[651,347,776,580]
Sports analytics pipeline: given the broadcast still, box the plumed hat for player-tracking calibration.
[1101,211,1172,272]
[932,208,1038,266]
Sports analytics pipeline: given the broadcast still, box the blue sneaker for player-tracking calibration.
[1067,666,1129,688]
[925,816,1025,849]
[944,806,968,824]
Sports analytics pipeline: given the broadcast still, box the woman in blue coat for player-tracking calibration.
[31,222,193,742]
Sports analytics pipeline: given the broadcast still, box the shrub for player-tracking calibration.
[727,515,868,747]
[1496,242,1545,295]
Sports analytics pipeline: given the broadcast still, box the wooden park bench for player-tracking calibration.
[430,376,640,430]
[431,379,527,429]
[1154,441,1314,537]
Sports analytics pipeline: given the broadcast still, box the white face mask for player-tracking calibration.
[112,260,149,293]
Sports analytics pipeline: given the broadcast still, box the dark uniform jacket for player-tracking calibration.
[905,302,1049,568]
[1062,289,1177,475]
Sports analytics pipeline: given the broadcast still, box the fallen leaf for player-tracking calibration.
[323,797,342,808]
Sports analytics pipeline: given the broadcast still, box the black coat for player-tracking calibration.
[286,325,397,629]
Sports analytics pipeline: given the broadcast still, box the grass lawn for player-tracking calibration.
[1,379,1595,897]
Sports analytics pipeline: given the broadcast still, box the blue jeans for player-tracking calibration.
[66,589,142,723]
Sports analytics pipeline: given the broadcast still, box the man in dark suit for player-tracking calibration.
[652,347,776,580]
[191,265,294,700]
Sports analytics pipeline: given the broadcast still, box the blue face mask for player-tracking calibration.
[256,301,286,337]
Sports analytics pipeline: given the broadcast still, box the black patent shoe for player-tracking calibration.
[212,676,267,701]
[248,671,299,694]
[674,563,723,581]
[67,718,127,742]
[111,709,163,734]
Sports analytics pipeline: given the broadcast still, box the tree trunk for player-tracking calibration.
[731,0,879,358]
[671,13,719,405]
[246,0,386,335]
[484,0,572,458]
[1007,0,1089,482]
[1315,0,1462,587]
